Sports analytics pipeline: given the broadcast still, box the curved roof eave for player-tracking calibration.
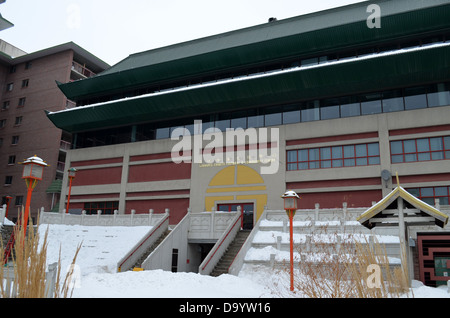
[57,2,450,102]
[46,45,450,134]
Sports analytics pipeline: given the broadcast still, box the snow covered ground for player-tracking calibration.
[32,223,450,298]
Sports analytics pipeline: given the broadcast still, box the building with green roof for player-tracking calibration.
[47,1,450,279]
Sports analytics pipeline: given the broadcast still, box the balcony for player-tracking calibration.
[56,161,65,173]
[71,61,96,81]
[60,140,71,152]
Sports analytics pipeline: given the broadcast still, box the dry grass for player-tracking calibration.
[288,225,410,298]
[1,209,81,298]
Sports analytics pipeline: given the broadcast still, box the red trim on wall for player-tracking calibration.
[72,157,123,167]
[130,152,173,162]
[126,198,189,224]
[389,124,450,137]
[205,142,278,153]
[69,193,120,200]
[128,162,191,183]
[72,167,122,186]
[127,190,190,197]
[287,178,381,190]
[67,202,84,210]
[286,132,378,146]
[400,173,450,184]
[298,190,382,209]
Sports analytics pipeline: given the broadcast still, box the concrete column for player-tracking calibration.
[378,114,393,196]
[397,197,411,287]
[118,149,130,215]
[58,149,71,213]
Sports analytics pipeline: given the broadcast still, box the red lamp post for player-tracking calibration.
[4,195,12,218]
[66,168,77,213]
[282,190,300,292]
[19,155,48,233]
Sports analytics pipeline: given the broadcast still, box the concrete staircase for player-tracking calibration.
[210,230,251,277]
[130,230,171,270]
[240,209,402,270]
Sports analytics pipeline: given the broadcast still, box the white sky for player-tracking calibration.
[1,0,367,66]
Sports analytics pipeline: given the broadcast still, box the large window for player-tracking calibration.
[287,142,380,171]
[407,187,450,206]
[391,136,450,163]
[83,201,119,215]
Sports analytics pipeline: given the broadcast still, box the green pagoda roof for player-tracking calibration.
[56,0,450,102]
[47,43,450,133]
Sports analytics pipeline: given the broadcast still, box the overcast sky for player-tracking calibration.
[1,0,367,66]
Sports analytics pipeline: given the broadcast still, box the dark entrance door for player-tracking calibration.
[217,203,254,229]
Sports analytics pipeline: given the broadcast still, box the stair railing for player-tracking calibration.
[199,210,242,275]
[117,211,170,272]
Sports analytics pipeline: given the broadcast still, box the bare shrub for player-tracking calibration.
[286,224,410,298]
[1,209,81,298]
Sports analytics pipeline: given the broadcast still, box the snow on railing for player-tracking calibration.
[188,208,240,240]
[39,208,164,227]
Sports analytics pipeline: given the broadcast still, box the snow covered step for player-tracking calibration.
[244,245,402,269]
[241,223,402,271]
[258,219,400,236]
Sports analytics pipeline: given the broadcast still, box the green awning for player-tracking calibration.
[46,45,450,133]
[57,3,450,102]
[46,179,63,194]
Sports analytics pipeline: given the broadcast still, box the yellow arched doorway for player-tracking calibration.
[205,165,268,227]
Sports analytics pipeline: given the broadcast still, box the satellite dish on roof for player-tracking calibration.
[381,169,391,181]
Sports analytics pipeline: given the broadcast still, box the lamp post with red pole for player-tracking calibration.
[66,168,77,213]
[4,195,12,218]
[282,190,300,292]
[19,155,48,234]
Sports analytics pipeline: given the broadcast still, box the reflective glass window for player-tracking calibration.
[404,87,427,110]
[360,93,382,115]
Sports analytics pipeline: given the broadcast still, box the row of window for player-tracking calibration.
[2,195,24,207]
[5,79,29,92]
[0,116,23,128]
[10,61,32,74]
[287,135,450,171]
[59,189,450,213]
[1,97,27,110]
[287,143,380,170]
[154,82,450,138]
[74,81,450,149]
[407,186,450,206]
[390,136,450,163]
[0,135,20,147]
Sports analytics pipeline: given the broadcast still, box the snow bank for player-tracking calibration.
[34,223,449,298]
[39,224,152,276]
[72,270,272,298]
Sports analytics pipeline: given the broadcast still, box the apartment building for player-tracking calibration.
[0,42,109,220]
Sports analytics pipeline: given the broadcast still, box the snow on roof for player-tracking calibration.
[48,41,450,116]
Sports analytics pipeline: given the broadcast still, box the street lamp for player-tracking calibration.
[19,155,48,233]
[282,190,300,292]
[4,195,12,218]
[66,167,77,213]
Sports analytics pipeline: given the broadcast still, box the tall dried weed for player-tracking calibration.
[1,209,81,298]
